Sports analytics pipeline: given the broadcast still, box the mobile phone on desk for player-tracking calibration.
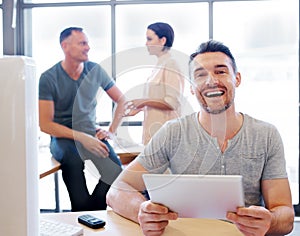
[78,214,106,229]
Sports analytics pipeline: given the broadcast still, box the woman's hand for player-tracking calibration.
[123,100,143,116]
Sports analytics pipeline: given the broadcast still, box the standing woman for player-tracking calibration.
[119,22,185,145]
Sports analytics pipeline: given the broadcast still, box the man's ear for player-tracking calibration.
[61,41,67,50]
[235,72,241,87]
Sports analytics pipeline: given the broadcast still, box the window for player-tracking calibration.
[214,0,299,204]
[4,0,299,211]
[115,2,208,143]
[27,5,113,122]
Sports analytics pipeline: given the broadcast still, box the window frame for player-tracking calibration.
[2,0,299,215]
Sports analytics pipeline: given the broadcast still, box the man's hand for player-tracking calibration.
[78,132,109,157]
[227,205,272,236]
[138,201,178,236]
[95,128,110,140]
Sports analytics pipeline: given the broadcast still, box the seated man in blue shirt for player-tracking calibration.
[107,40,294,235]
[39,27,123,211]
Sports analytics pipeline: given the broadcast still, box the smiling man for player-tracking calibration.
[191,50,239,115]
[107,40,294,236]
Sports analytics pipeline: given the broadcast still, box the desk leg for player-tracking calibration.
[54,172,60,212]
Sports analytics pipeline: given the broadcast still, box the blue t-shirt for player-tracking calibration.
[39,61,115,135]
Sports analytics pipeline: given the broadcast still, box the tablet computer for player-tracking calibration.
[142,174,245,219]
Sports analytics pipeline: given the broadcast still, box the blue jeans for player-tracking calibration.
[50,137,122,211]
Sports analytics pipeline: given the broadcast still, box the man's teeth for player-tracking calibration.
[205,91,224,97]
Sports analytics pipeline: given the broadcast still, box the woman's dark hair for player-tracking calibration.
[147,22,174,50]
[59,27,83,44]
[189,40,237,74]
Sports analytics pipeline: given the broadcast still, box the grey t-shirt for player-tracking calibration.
[39,61,114,135]
[137,112,287,207]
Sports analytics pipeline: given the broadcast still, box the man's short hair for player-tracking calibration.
[59,27,83,44]
[189,40,237,79]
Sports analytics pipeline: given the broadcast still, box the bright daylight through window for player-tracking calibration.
[25,0,299,208]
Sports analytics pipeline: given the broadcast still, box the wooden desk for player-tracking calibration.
[118,152,140,165]
[39,156,61,179]
[113,144,144,165]
[41,210,243,235]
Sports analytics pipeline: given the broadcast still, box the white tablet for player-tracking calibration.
[142,174,245,219]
